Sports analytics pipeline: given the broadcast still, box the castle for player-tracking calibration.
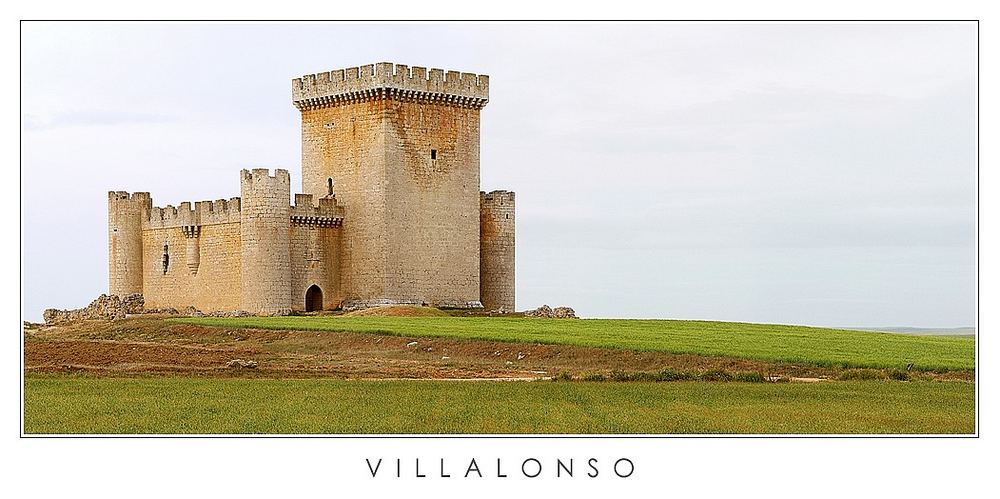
[108,62,514,315]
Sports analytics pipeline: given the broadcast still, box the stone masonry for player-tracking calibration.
[108,62,514,314]
[480,190,515,311]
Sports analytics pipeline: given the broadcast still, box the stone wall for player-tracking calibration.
[112,171,346,315]
[383,99,482,307]
[141,221,243,312]
[299,99,388,302]
[289,224,342,311]
[480,190,515,311]
[289,193,344,311]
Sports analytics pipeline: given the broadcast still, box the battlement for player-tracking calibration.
[108,191,153,217]
[481,190,515,204]
[292,62,489,111]
[241,168,291,185]
[146,197,242,229]
[291,193,345,227]
[109,191,152,203]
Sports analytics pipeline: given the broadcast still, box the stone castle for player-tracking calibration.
[108,62,514,315]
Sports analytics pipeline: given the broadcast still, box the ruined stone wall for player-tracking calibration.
[480,190,515,311]
[108,191,151,296]
[240,169,291,315]
[383,99,482,306]
[44,294,144,323]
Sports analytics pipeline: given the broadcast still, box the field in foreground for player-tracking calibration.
[24,376,974,434]
[174,316,974,371]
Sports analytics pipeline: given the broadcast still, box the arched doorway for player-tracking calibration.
[305,285,323,312]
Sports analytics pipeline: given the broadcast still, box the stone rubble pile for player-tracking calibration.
[142,307,179,315]
[523,304,577,319]
[43,293,259,324]
[207,310,254,317]
[147,307,251,317]
[43,294,145,324]
[226,359,258,369]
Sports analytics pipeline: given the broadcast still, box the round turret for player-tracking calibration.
[240,168,292,315]
[108,191,150,296]
[480,190,515,311]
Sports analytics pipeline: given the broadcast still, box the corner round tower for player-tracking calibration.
[480,190,515,311]
[240,168,291,315]
[108,191,150,296]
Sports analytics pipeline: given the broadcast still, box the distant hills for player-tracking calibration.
[848,326,975,337]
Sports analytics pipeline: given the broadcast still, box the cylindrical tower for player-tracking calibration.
[240,168,292,315]
[108,191,150,296]
[479,190,515,311]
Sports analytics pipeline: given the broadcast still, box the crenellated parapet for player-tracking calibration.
[291,193,345,227]
[481,190,514,205]
[292,62,489,111]
[109,191,152,210]
[145,197,242,229]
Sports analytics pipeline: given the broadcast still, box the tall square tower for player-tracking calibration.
[293,62,490,308]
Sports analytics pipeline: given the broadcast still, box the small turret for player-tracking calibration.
[480,190,515,311]
[108,191,151,296]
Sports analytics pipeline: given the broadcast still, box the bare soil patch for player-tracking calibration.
[23,317,972,381]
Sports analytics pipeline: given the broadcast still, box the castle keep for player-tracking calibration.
[109,62,515,315]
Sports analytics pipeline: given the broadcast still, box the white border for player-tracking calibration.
[8,7,994,497]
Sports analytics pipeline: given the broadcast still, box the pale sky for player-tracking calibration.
[20,22,977,326]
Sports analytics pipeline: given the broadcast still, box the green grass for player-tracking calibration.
[23,376,974,434]
[172,317,975,371]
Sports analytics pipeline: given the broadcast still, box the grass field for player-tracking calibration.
[23,376,973,434]
[173,317,975,371]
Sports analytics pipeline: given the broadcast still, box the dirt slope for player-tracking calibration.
[23,316,972,381]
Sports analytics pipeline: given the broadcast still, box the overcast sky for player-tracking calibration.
[21,23,976,326]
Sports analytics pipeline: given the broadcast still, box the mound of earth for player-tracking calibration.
[342,305,450,317]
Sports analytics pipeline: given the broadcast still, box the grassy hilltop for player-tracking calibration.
[174,316,974,371]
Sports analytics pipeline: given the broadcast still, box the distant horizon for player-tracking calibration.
[25,300,977,332]
[21,23,976,327]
